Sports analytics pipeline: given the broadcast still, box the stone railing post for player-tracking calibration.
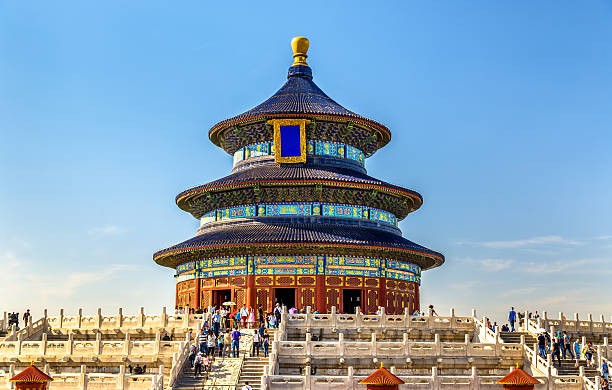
[403,333,410,355]
[532,343,538,368]
[96,308,102,328]
[450,307,455,329]
[604,337,609,359]
[330,306,337,328]
[158,365,164,389]
[68,333,74,355]
[116,308,123,328]
[305,306,312,328]
[139,307,145,327]
[9,365,15,389]
[588,313,593,333]
[495,326,500,346]
[17,332,23,355]
[95,332,102,355]
[41,332,47,355]
[355,307,362,328]
[43,309,48,332]
[77,308,83,329]
[431,367,440,390]
[79,365,87,390]
[524,311,529,331]
[2,312,6,332]
[183,305,190,328]
[371,333,377,356]
[434,333,441,355]
[117,364,125,390]
[59,308,64,329]
[306,332,312,357]
[304,365,311,390]
[161,307,167,327]
[542,311,547,330]
[471,308,477,318]
[471,366,480,390]
[154,331,161,355]
[347,366,355,390]
[380,307,386,328]
[123,333,131,355]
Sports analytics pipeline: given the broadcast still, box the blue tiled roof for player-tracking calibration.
[177,161,422,203]
[153,220,444,270]
[208,65,390,140]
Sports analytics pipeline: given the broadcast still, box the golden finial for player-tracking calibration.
[291,37,309,66]
[380,362,384,368]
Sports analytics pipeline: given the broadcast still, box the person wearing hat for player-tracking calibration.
[193,352,204,377]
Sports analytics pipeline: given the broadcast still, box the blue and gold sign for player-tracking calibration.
[269,119,310,163]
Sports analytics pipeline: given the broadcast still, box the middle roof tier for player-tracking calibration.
[176,160,423,220]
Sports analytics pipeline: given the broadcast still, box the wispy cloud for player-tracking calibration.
[0,250,134,300]
[479,258,514,271]
[477,235,583,249]
[88,225,126,237]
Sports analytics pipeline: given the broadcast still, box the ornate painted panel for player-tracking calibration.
[370,208,398,225]
[233,140,365,166]
[253,256,316,275]
[265,203,312,216]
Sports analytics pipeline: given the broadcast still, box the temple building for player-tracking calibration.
[153,37,444,314]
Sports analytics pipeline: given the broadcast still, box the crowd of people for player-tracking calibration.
[187,303,282,379]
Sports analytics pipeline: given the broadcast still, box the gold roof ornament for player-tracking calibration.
[291,36,309,66]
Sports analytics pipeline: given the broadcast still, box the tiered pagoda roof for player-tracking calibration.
[155,36,444,278]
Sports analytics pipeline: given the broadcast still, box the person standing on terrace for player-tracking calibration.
[563,331,573,359]
[231,327,241,358]
[508,307,516,332]
[573,338,581,367]
[537,332,547,359]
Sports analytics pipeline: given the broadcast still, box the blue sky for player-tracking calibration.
[1,1,611,323]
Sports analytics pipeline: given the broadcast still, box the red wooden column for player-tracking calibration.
[245,275,256,309]
[414,283,420,313]
[378,277,387,314]
[315,275,326,313]
[195,278,201,309]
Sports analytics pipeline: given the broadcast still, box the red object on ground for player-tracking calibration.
[359,363,404,390]
[497,367,540,389]
[10,364,53,390]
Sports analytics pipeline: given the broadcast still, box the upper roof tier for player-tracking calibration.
[208,37,391,156]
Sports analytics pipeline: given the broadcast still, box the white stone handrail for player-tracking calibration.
[4,316,47,342]
[168,333,191,389]
[260,367,583,390]
[285,307,474,331]
[473,315,497,343]
[275,337,523,359]
[43,307,203,332]
[0,364,165,390]
[0,338,182,358]
[524,342,554,377]
[525,311,612,336]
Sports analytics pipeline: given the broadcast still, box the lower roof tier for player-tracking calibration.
[176,161,423,220]
[153,220,444,270]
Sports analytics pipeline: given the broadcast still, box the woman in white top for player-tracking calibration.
[252,329,261,356]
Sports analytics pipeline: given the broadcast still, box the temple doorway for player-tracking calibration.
[274,288,296,309]
[343,289,362,314]
[212,289,232,309]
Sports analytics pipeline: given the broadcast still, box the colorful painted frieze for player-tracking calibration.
[386,260,421,275]
[244,142,270,158]
[387,269,421,284]
[233,140,365,166]
[266,203,312,216]
[199,268,247,278]
[197,257,247,269]
[370,208,397,225]
[219,205,256,220]
[176,261,196,274]
[323,204,363,219]
[253,256,316,275]
[346,145,365,164]
[200,210,216,226]
[176,272,196,282]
